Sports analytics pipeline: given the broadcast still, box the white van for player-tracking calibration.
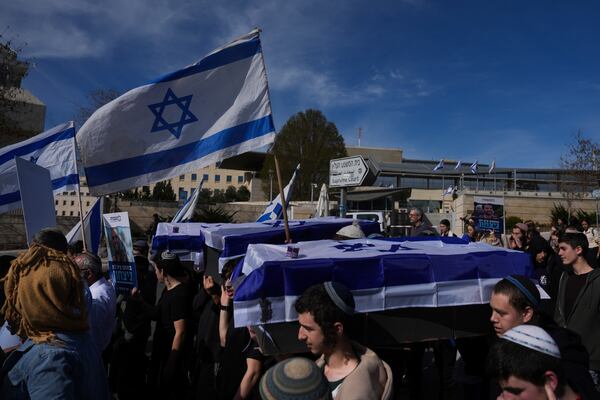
[347,211,386,233]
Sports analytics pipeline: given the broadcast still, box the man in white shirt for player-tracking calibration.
[75,253,117,352]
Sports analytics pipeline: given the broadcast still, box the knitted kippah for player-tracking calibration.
[323,281,355,315]
[502,325,561,359]
[259,357,330,400]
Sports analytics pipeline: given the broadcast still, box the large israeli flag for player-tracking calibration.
[0,122,78,213]
[77,29,276,196]
[65,197,104,254]
[256,164,300,222]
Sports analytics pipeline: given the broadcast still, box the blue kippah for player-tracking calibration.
[505,275,539,308]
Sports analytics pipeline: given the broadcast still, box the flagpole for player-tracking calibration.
[73,134,88,252]
[274,156,291,243]
[256,28,290,241]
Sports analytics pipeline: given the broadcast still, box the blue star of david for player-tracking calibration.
[29,155,39,164]
[148,88,198,138]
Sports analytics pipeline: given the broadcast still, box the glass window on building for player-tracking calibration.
[179,188,188,201]
[191,174,197,181]
[215,174,221,182]
[86,201,90,206]
[69,211,73,216]
[55,200,59,205]
[399,176,428,189]
[203,174,209,181]
[63,200,67,206]
[374,176,397,187]
[226,175,232,183]
[71,201,75,206]
[238,176,243,183]
[62,211,66,216]
[179,174,185,181]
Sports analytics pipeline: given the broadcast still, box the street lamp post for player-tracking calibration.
[268,169,274,201]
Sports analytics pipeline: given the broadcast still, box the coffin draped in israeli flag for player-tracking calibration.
[232,237,534,327]
[152,217,380,269]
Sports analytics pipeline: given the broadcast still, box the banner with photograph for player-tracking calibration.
[103,212,137,295]
[473,196,504,234]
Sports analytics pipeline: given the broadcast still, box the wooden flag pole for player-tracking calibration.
[274,156,291,243]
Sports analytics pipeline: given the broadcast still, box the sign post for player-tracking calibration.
[330,155,372,217]
[592,189,600,227]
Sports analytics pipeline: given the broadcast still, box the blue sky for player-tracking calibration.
[3,0,600,168]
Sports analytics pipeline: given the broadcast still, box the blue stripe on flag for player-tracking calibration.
[0,127,75,165]
[89,200,103,253]
[0,190,20,206]
[0,173,79,207]
[150,37,261,84]
[85,115,275,186]
[52,174,79,190]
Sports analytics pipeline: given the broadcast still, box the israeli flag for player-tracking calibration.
[488,159,496,174]
[442,185,455,196]
[0,122,78,214]
[470,160,478,174]
[454,160,462,170]
[172,179,203,223]
[433,159,444,171]
[233,238,534,327]
[77,29,276,196]
[65,197,104,254]
[256,164,300,222]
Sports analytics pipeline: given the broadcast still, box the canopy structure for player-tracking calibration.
[232,237,533,327]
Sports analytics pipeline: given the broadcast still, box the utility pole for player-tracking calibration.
[357,127,363,147]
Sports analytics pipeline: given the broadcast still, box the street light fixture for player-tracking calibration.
[268,169,274,201]
[311,183,318,203]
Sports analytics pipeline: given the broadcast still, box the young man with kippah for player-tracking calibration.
[555,232,600,390]
[294,282,393,400]
[487,325,582,399]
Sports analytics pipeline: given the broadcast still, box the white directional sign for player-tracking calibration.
[329,155,369,188]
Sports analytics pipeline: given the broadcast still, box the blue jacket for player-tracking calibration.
[1,331,110,400]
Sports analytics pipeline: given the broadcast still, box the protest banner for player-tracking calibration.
[473,196,504,234]
[103,212,137,294]
[15,157,56,244]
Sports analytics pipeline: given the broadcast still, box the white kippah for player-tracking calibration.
[336,221,365,239]
[501,325,561,359]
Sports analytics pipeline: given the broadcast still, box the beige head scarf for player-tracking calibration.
[1,244,88,343]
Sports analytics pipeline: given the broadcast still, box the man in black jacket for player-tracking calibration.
[554,232,600,390]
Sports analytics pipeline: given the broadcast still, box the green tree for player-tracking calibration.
[198,188,212,205]
[212,189,225,204]
[260,109,346,201]
[236,186,251,201]
[193,206,236,223]
[224,185,238,202]
[152,180,176,201]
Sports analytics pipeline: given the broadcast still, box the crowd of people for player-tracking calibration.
[0,210,599,399]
